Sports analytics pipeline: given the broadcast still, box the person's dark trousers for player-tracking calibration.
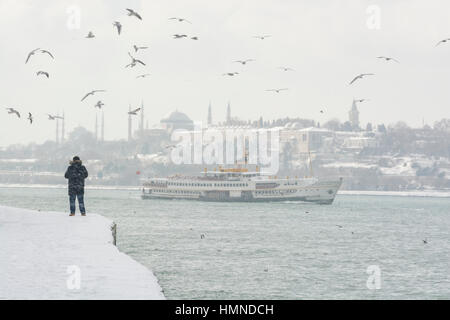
[69,193,86,215]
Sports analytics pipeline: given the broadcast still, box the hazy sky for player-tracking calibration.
[1,0,450,146]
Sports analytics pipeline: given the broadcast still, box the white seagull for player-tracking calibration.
[47,114,64,120]
[37,71,50,78]
[377,56,399,63]
[6,108,20,118]
[279,67,294,72]
[173,34,188,39]
[126,8,142,20]
[25,48,53,64]
[223,72,239,77]
[94,101,104,109]
[169,17,192,24]
[435,38,450,47]
[81,90,106,102]
[136,74,151,79]
[128,108,141,115]
[349,73,375,85]
[27,113,33,124]
[234,59,255,65]
[253,35,271,40]
[113,21,122,35]
[133,45,148,52]
[86,31,95,39]
[125,52,146,68]
[266,88,289,93]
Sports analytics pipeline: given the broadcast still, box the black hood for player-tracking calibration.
[70,160,83,165]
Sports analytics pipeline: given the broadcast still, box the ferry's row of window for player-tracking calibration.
[154,189,201,195]
[167,182,249,188]
[256,190,297,195]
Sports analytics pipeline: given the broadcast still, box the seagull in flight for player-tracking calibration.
[25,48,54,64]
[47,114,63,120]
[266,88,288,93]
[36,71,49,78]
[126,8,142,20]
[253,35,271,40]
[113,21,122,35]
[173,34,188,39]
[86,31,95,39]
[81,90,106,102]
[191,36,199,40]
[423,239,428,244]
[435,38,450,47]
[6,108,20,118]
[128,108,141,115]
[349,73,375,85]
[279,67,294,72]
[377,56,399,63]
[234,59,255,65]
[126,52,146,68]
[223,72,239,77]
[136,74,151,79]
[94,101,104,109]
[133,45,148,52]
[27,113,33,124]
[169,17,192,24]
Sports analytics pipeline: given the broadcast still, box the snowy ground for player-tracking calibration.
[0,205,164,300]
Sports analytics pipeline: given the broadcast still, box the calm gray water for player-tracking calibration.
[1,186,449,299]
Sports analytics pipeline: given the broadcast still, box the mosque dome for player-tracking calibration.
[161,110,192,124]
[160,110,194,131]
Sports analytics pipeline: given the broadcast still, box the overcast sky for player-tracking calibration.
[1,0,450,146]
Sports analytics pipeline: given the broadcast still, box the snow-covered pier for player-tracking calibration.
[0,205,164,300]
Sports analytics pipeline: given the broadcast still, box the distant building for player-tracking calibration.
[349,100,360,129]
[280,127,333,154]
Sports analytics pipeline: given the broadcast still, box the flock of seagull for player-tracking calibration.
[4,5,450,136]
[4,7,154,124]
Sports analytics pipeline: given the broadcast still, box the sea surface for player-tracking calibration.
[1,186,449,299]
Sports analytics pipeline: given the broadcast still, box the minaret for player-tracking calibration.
[140,100,145,137]
[349,99,360,129]
[128,105,133,141]
[207,102,212,126]
[61,111,65,143]
[101,111,104,142]
[226,101,231,125]
[56,115,60,144]
[95,114,98,142]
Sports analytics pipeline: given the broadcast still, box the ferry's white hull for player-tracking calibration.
[142,178,342,205]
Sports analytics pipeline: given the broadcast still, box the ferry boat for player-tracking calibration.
[141,167,342,204]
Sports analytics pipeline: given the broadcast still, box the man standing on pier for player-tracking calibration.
[64,156,89,216]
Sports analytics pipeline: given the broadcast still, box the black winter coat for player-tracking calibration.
[64,160,89,195]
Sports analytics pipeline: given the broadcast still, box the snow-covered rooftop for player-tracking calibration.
[0,205,164,300]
